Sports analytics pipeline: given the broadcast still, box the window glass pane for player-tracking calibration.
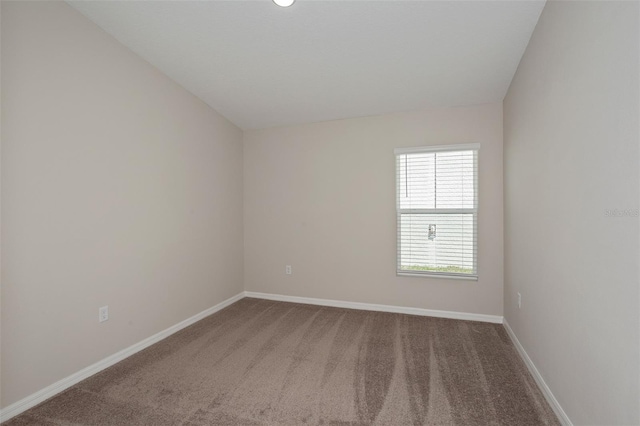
[398,152,436,209]
[434,151,476,209]
[398,150,475,210]
[399,213,475,274]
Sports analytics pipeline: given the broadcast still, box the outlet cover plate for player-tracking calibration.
[99,306,109,323]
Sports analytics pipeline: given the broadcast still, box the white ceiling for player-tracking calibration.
[68,1,545,130]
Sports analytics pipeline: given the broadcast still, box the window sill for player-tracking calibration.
[397,271,478,281]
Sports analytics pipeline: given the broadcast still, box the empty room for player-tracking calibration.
[1,0,638,425]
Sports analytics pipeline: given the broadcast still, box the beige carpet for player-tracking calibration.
[5,298,559,425]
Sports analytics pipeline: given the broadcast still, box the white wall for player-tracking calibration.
[0,1,3,408]
[244,103,503,316]
[1,1,243,408]
[503,1,639,424]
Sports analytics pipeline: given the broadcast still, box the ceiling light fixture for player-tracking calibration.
[273,0,295,7]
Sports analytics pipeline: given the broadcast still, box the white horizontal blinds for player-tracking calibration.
[398,213,476,274]
[396,145,478,277]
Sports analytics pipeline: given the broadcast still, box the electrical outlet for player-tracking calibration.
[285,265,292,275]
[517,293,521,309]
[99,306,109,323]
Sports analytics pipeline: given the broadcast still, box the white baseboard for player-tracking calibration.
[503,320,572,426]
[0,291,245,423]
[244,291,504,324]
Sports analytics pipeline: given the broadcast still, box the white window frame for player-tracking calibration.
[395,143,479,280]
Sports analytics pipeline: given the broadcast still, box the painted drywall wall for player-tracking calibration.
[244,103,503,316]
[0,1,3,408]
[503,1,639,424]
[1,1,243,407]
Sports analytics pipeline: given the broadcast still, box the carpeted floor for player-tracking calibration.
[5,298,559,425]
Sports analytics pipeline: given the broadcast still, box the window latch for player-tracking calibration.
[428,224,436,240]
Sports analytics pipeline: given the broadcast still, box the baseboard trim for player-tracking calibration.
[0,291,245,423]
[503,320,573,426]
[244,291,503,324]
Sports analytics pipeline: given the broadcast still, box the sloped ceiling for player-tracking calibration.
[68,1,545,130]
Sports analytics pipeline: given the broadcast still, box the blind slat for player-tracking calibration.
[396,146,478,277]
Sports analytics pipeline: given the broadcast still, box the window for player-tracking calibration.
[395,144,479,279]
